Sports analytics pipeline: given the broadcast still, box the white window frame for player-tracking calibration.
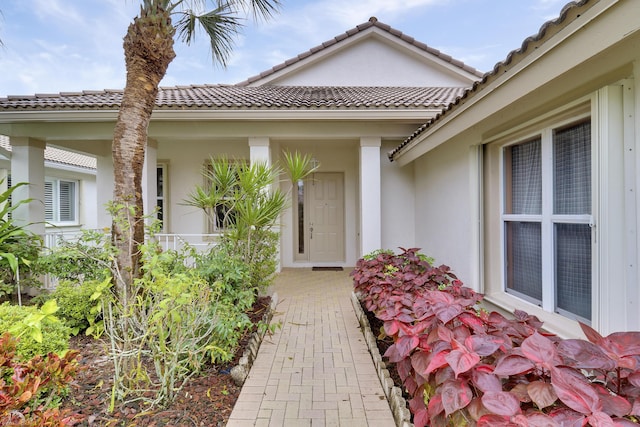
[203,159,247,234]
[483,84,637,337]
[156,162,168,232]
[500,113,593,325]
[45,177,79,225]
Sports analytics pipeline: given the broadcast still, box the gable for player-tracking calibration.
[241,17,481,88]
[266,36,473,87]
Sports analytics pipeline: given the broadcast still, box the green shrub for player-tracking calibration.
[34,228,112,283]
[195,243,251,291]
[219,229,279,291]
[37,280,101,335]
[0,302,72,360]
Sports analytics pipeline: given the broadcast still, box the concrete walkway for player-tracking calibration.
[227,269,395,427]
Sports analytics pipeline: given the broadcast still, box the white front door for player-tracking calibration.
[308,172,345,263]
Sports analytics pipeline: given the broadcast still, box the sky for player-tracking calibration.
[0,0,572,97]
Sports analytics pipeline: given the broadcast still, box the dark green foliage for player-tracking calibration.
[36,280,101,335]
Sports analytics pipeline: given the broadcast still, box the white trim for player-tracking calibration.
[469,144,483,293]
[0,109,444,123]
[44,177,79,226]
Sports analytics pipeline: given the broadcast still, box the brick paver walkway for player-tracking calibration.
[227,269,395,426]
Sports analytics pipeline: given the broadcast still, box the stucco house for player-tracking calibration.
[0,0,638,338]
[0,16,480,266]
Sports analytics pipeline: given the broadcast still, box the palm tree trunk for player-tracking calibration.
[112,4,175,300]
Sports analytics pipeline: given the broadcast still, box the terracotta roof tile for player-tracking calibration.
[389,0,593,161]
[236,17,483,86]
[0,86,467,111]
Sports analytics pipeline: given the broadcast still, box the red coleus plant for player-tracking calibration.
[0,332,84,426]
[352,248,640,427]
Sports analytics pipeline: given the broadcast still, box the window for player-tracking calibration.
[156,163,168,231]
[204,159,245,233]
[45,178,78,224]
[502,119,592,322]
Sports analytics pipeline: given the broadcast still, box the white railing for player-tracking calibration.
[153,233,222,253]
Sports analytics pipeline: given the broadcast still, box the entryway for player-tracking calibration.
[296,172,345,263]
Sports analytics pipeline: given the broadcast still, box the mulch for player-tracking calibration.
[60,296,271,427]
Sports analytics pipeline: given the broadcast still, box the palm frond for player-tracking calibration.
[283,151,318,183]
[174,6,240,66]
[226,0,281,21]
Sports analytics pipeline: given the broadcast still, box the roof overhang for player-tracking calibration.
[391,0,638,166]
[0,108,444,124]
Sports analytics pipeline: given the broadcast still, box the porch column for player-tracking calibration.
[96,141,114,229]
[249,137,271,166]
[10,137,46,235]
[359,136,382,256]
[249,137,281,271]
[142,139,158,222]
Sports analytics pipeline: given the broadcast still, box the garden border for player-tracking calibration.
[351,291,413,427]
[230,292,279,386]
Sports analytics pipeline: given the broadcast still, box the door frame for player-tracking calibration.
[293,171,345,263]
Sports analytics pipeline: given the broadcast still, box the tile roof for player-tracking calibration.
[389,0,593,161]
[0,135,97,170]
[0,86,467,111]
[237,17,484,86]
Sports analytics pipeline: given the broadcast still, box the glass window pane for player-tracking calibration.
[297,180,304,254]
[59,181,75,222]
[554,121,591,214]
[44,181,54,221]
[506,138,542,215]
[555,223,591,320]
[505,221,542,302]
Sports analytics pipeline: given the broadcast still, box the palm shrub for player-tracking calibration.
[184,151,317,291]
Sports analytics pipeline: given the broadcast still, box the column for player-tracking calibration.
[142,139,158,223]
[359,136,382,256]
[95,141,114,229]
[249,137,271,166]
[10,137,46,236]
[248,137,281,271]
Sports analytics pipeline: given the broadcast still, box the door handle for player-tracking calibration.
[310,224,313,239]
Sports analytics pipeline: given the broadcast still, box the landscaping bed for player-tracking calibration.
[59,296,271,427]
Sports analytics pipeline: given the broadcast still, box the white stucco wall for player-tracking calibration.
[413,138,476,286]
[381,141,415,252]
[157,139,249,234]
[0,158,97,231]
[270,37,473,87]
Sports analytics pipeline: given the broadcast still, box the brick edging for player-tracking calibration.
[351,292,413,427]
[230,292,279,386]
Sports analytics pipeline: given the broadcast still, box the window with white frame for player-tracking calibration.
[45,178,78,224]
[502,118,592,323]
[204,159,246,233]
[156,163,168,231]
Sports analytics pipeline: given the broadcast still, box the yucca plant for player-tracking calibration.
[185,151,317,289]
